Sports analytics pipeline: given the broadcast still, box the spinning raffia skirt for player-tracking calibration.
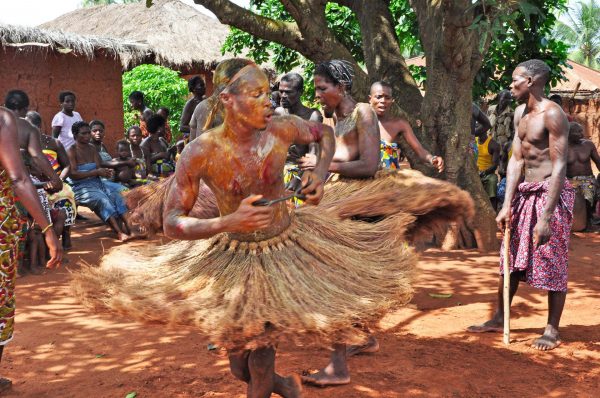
[72,207,417,350]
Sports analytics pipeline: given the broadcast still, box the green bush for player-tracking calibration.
[122,64,188,143]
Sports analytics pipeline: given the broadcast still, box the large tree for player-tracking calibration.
[176,0,564,250]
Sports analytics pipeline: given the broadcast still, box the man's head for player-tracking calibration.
[157,107,170,120]
[188,76,206,98]
[128,91,145,110]
[146,114,166,136]
[497,89,512,112]
[89,120,105,143]
[510,59,550,102]
[368,81,394,117]
[4,90,30,117]
[279,73,304,109]
[116,140,131,159]
[127,125,143,145]
[25,111,42,129]
[314,60,354,118]
[59,91,76,113]
[549,94,563,106]
[220,64,273,130]
[568,121,584,144]
[72,121,91,144]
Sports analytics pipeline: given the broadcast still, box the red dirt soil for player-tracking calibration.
[3,210,599,397]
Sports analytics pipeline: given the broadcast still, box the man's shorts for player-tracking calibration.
[480,173,498,198]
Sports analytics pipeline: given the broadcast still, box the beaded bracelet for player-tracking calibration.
[41,223,54,234]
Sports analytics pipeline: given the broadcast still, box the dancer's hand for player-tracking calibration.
[431,156,445,173]
[496,206,511,232]
[298,153,317,170]
[229,195,274,233]
[44,229,62,269]
[300,171,324,205]
[533,218,551,248]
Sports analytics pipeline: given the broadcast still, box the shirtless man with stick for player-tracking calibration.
[467,59,574,351]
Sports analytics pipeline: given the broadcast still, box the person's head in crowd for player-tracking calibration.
[188,76,206,99]
[72,121,91,144]
[146,114,166,137]
[368,81,394,118]
[126,125,143,146]
[496,89,512,112]
[511,59,550,102]
[157,107,170,120]
[4,89,30,117]
[59,91,77,115]
[89,120,106,144]
[549,94,563,106]
[116,140,132,160]
[568,121,584,144]
[279,73,304,109]
[128,91,145,111]
[314,60,354,117]
[25,110,42,129]
[270,82,281,109]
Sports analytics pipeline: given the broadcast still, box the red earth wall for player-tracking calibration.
[568,97,600,149]
[0,46,124,155]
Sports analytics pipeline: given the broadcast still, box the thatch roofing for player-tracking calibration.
[40,0,231,71]
[0,23,148,67]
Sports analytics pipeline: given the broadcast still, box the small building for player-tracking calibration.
[40,0,232,95]
[0,23,147,151]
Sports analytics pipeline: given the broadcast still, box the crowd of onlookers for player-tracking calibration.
[3,75,205,276]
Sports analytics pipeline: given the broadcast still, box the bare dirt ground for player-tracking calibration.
[3,210,599,397]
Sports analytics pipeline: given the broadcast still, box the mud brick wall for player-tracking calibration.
[569,97,600,148]
[0,46,125,155]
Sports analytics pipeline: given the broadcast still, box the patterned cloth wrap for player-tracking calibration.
[569,175,597,206]
[500,178,574,292]
[29,176,52,225]
[151,159,175,178]
[69,163,128,222]
[42,149,77,226]
[0,169,24,345]
[283,164,305,207]
[380,140,400,170]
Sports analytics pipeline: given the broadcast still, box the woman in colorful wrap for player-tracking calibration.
[0,107,62,393]
[72,63,419,398]
[25,111,76,249]
[66,121,140,242]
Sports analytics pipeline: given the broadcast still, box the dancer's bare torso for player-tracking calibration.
[172,115,321,241]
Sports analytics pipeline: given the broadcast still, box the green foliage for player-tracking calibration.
[471,0,570,99]
[122,64,188,142]
[552,0,600,70]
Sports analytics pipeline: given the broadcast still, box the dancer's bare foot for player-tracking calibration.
[532,325,561,351]
[0,377,12,393]
[118,233,134,242]
[274,374,303,398]
[467,319,503,333]
[302,368,350,387]
[347,335,379,357]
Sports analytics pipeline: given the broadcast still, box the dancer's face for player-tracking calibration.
[222,68,273,130]
[314,75,343,118]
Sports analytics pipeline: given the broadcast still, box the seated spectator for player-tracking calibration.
[26,111,76,249]
[156,107,172,144]
[89,120,130,193]
[51,90,83,150]
[141,115,174,177]
[126,126,153,184]
[66,121,141,242]
[113,140,143,187]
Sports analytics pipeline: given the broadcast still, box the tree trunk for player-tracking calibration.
[412,0,498,251]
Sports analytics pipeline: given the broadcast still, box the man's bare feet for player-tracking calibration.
[301,360,350,388]
[467,319,503,333]
[274,374,303,398]
[347,335,379,357]
[532,324,561,351]
[0,377,12,393]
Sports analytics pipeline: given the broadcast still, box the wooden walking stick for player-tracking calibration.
[503,223,511,345]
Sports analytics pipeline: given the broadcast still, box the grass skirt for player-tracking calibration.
[125,176,219,232]
[320,169,475,241]
[72,207,417,350]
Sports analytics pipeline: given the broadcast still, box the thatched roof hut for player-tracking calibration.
[40,0,230,73]
[0,23,148,68]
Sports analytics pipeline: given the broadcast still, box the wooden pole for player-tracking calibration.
[503,224,511,345]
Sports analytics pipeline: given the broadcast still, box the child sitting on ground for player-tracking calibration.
[113,140,142,187]
[141,115,174,178]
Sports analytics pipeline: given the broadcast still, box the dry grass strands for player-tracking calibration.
[71,208,417,350]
